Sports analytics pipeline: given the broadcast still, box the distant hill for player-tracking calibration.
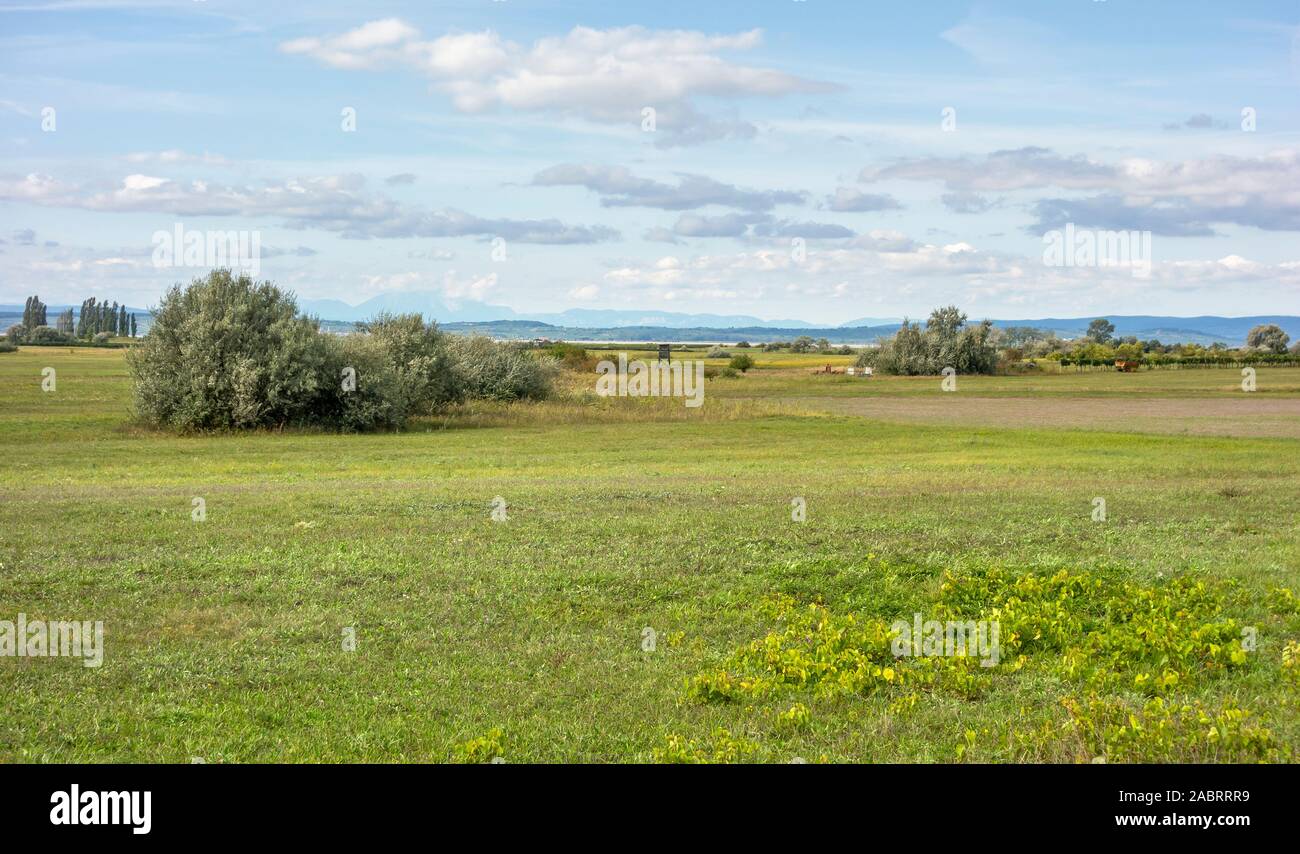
[839,316,906,327]
[5,297,1297,346]
[987,316,1300,346]
[442,320,900,344]
[435,315,1300,346]
[296,292,816,328]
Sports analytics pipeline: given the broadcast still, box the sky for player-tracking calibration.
[1,0,1298,323]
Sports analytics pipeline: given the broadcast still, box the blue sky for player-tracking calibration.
[2,0,1298,322]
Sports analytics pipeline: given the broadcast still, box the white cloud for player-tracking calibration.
[440,270,498,302]
[596,234,1300,308]
[532,163,807,210]
[281,21,836,145]
[0,171,620,244]
[864,147,1300,234]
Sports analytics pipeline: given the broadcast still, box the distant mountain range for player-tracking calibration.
[438,315,1300,347]
[295,292,818,329]
[293,293,1300,345]
[4,296,1297,346]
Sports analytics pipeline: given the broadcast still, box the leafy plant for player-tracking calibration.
[451,727,506,763]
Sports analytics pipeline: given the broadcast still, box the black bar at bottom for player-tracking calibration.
[2,763,1287,841]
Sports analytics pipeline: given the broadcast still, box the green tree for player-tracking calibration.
[1246,324,1290,354]
[927,305,966,339]
[1086,318,1115,344]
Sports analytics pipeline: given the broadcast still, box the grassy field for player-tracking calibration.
[2,346,1299,762]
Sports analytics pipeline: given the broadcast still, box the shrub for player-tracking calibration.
[706,348,731,359]
[327,334,414,431]
[29,325,71,344]
[0,342,17,353]
[359,313,463,411]
[728,353,754,372]
[868,307,998,375]
[129,270,333,430]
[92,331,113,345]
[735,340,751,348]
[129,272,555,432]
[543,342,596,371]
[5,324,23,344]
[446,335,556,401]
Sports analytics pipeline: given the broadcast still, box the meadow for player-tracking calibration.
[2,345,1298,762]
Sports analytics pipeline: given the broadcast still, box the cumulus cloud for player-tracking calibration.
[1163,113,1229,131]
[0,171,620,244]
[823,187,903,212]
[281,21,837,145]
[940,191,998,214]
[643,226,684,244]
[671,212,770,237]
[863,147,1300,234]
[862,147,1117,192]
[598,231,1300,308]
[123,150,231,166]
[532,164,806,210]
[439,270,498,302]
[752,219,855,239]
[659,211,854,241]
[260,245,319,258]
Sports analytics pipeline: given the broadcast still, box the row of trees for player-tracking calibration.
[1001,318,1297,367]
[759,336,853,355]
[21,295,47,329]
[130,270,555,431]
[7,294,138,345]
[76,298,137,339]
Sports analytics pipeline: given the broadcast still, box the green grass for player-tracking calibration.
[1,346,1298,762]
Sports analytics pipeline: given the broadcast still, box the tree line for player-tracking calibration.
[856,311,1299,375]
[6,294,138,345]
